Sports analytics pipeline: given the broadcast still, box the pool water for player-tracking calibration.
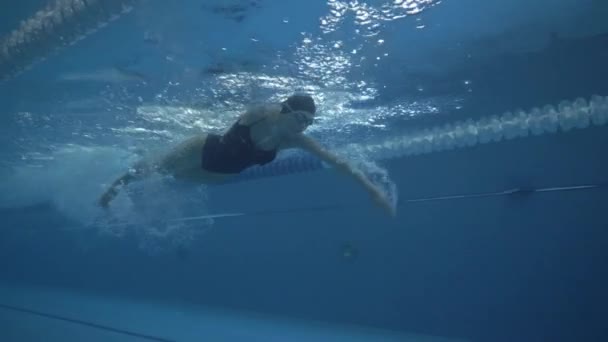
[0,0,607,341]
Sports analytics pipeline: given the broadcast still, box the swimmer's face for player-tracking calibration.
[281,102,315,132]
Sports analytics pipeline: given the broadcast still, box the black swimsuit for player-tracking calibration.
[201,120,277,174]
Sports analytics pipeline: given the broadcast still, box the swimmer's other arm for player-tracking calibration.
[283,134,396,217]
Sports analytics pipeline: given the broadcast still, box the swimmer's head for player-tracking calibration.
[280,94,316,132]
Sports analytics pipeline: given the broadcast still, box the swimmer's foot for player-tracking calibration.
[98,188,117,208]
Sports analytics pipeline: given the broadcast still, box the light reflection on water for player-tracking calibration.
[3,0,450,166]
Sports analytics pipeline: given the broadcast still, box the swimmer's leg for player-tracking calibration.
[99,134,233,207]
[98,160,152,208]
[99,135,206,208]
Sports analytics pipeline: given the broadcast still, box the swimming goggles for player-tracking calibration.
[281,101,314,126]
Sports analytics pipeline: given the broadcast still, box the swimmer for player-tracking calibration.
[98,94,395,216]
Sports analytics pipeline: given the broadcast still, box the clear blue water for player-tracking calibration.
[1,0,607,341]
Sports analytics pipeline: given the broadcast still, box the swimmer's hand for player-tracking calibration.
[370,188,396,217]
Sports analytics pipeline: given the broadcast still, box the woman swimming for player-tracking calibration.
[98,94,395,216]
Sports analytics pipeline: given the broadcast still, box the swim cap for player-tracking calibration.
[284,94,316,114]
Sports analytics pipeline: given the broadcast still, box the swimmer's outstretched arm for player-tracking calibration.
[284,134,396,217]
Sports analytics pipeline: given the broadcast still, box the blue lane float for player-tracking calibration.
[0,0,138,81]
[234,95,608,182]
